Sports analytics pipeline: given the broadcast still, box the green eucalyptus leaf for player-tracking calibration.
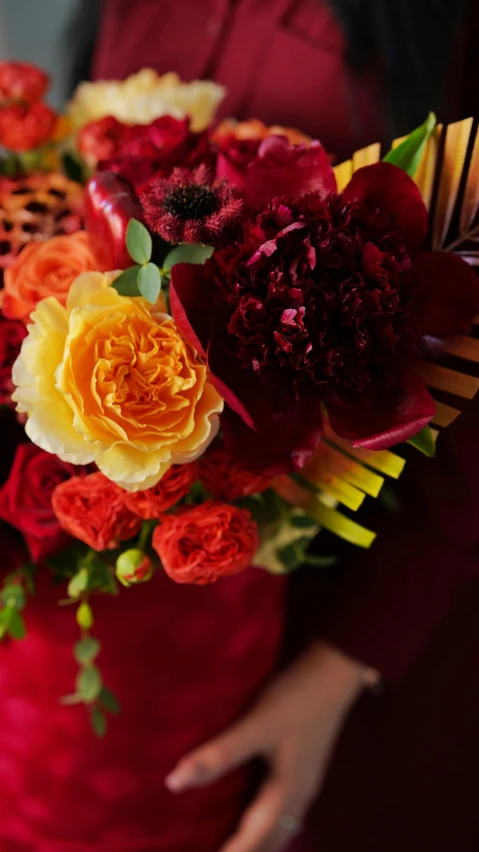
[383,112,436,177]
[7,609,26,640]
[138,262,162,304]
[1,584,25,610]
[407,425,436,457]
[90,707,107,738]
[289,514,318,529]
[126,218,152,265]
[163,243,214,272]
[74,636,101,665]
[111,265,141,297]
[99,687,121,715]
[77,664,103,703]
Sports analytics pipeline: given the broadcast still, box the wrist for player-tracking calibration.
[308,641,380,708]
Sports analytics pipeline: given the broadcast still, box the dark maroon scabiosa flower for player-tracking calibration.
[140,164,243,245]
[171,162,479,472]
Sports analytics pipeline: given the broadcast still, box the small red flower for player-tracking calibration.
[0,62,49,104]
[77,116,133,168]
[152,500,258,585]
[121,463,199,519]
[52,472,142,551]
[0,443,75,563]
[141,164,242,244]
[199,444,272,501]
[0,102,57,152]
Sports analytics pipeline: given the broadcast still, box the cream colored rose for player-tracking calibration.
[68,69,225,133]
[12,272,223,491]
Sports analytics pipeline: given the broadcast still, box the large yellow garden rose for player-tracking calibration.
[68,69,225,133]
[12,272,224,491]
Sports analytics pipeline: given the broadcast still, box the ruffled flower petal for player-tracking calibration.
[414,250,479,339]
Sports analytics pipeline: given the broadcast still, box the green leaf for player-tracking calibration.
[303,554,338,568]
[111,266,141,297]
[126,218,152,265]
[163,243,214,272]
[68,567,89,599]
[74,636,101,665]
[90,707,107,738]
[76,601,94,630]
[407,425,436,457]
[289,514,318,529]
[7,609,26,640]
[276,541,306,572]
[62,151,86,183]
[137,262,162,304]
[99,687,121,715]
[1,584,25,610]
[76,665,103,703]
[383,112,436,177]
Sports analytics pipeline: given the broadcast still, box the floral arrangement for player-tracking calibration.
[1,63,478,734]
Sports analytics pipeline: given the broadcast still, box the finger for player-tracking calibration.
[219,773,303,852]
[165,714,262,792]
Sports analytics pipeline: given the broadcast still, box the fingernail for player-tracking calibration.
[165,763,198,793]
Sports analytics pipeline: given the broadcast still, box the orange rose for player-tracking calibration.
[52,472,142,551]
[2,232,99,322]
[213,118,311,146]
[199,444,272,501]
[0,102,57,152]
[152,501,258,585]
[122,462,199,519]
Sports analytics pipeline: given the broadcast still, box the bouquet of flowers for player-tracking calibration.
[1,63,478,733]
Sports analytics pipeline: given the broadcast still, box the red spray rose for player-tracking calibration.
[52,472,142,552]
[0,443,75,563]
[121,463,199,519]
[140,164,242,244]
[0,102,57,152]
[171,162,479,473]
[0,61,49,104]
[199,443,272,501]
[0,316,27,407]
[152,500,258,585]
[77,116,134,168]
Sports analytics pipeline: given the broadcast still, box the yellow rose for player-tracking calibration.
[12,272,223,491]
[68,69,225,133]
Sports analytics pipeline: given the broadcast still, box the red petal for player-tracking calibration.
[221,389,324,476]
[84,171,142,270]
[244,136,337,209]
[170,262,216,358]
[414,251,479,339]
[327,372,435,450]
[342,162,428,254]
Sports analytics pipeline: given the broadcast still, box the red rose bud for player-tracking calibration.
[84,171,142,270]
[116,549,153,586]
[0,62,49,104]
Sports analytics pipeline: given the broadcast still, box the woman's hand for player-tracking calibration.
[165,641,377,852]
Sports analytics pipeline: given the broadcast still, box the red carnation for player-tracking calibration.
[199,444,272,501]
[122,463,199,519]
[0,61,49,104]
[52,472,142,551]
[152,500,258,585]
[77,116,134,168]
[0,316,27,407]
[0,443,75,563]
[0,102,57,152]
[141,164,242,244]
[171,162,479,473]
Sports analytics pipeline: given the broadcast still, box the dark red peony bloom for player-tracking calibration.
[0,443,75,563]
[0,316,27,408]
[172,162,479,473]
[98,116,215,192]
[141,164,243,244]
[52,472,142,552]
[0,102,57,152]
[199,442,272,501]
[0,61,49,104]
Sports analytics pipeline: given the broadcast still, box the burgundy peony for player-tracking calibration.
[0,316,27,407]
[141,164,242,244]
[172,162,479,472]
[0,443,75,563]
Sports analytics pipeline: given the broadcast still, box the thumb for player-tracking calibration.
[165,715,262,793]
